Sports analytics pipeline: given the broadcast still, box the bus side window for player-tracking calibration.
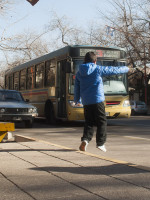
[14,72,19,90]
[27,66,35,89]
[35,63,44,88]
[5,75,9,89]
[45,60,56,87]
[20,69,26,91]
[9,75,14,90]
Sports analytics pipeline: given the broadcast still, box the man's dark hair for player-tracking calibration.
[84,52,97,64]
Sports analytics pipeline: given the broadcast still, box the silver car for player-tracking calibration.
[130,100,148,115]
[0,89,38,128]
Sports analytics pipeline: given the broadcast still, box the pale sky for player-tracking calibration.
[0,0,113,38]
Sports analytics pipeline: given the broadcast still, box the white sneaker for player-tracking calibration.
[97,144,107,152]
[79,140,88,151]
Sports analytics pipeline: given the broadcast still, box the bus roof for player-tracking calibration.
[5,45,126,75]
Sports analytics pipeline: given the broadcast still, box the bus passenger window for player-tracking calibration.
[9,75,13,90]
[45,60,56,87]
[14,72,19,90]
[27,67,35,89]
[35,63,44,88]
[5,75,9,89]
[69,74,75,94]
[20,69,26,91]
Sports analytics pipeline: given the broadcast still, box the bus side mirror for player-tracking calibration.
[66,61,73,73]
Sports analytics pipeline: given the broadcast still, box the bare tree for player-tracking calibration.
[98,0,150,101]
[0,0,14,51]
[0,0,12,15]
[45,12,89,46]
[100,0,150,66]
[0,1,51,88]
[0,31,50,87]
[2,31,50,70]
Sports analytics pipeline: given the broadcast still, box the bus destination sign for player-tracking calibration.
[80,49,120,58]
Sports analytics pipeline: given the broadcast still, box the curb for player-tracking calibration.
[15,134,36,142]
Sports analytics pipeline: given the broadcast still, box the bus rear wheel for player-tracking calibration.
[45,102,56,124]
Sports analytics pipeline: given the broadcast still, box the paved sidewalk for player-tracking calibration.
[0,138,150,200]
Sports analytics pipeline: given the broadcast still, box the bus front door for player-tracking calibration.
[57,61,67,118]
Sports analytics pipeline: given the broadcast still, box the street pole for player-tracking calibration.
[144,47,147,104]
[144,65,147,104]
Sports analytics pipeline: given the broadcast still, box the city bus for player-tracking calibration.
[5,45,131,123]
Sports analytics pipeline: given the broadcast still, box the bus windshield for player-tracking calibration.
[69,60,128,95]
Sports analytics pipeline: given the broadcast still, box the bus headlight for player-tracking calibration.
[123,100,130,107]
[68,101,83,108]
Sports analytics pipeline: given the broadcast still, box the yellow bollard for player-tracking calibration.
[0,122,15,142]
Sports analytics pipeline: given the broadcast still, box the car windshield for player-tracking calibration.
[69,59,128,95]
[0,91,24,102]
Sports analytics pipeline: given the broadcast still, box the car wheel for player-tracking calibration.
[24,119,33,128]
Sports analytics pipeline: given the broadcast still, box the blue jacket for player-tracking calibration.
[74,63,129,105]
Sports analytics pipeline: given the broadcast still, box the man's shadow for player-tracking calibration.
[30,164,148,175]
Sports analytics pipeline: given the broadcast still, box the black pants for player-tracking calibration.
[82,102,107,146]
